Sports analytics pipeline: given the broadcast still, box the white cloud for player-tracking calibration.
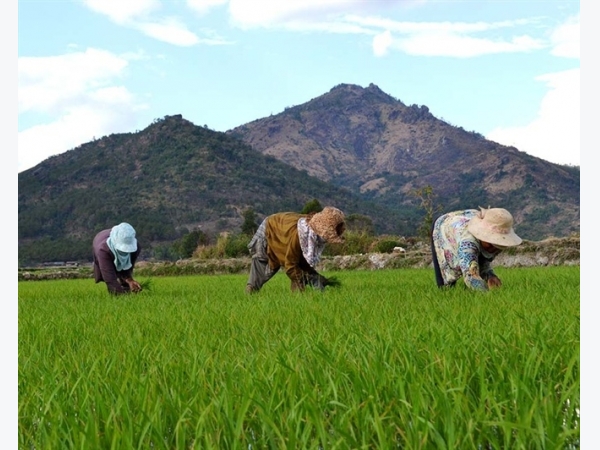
[84,0,203,47]
[18,49,147,172]
[227,2,548,58]
[228,0,336,28]
[349,16,532,34]
[83,0,160,24]
[550,13,579,58]
[187,0,228,16]
[355,16,546,57]
[486,68,580,166]
[394,32,544,57]
[19,48,129,114]
[373,30,393,57]
[228,0,412,29]
[18,103,143,173]
[136,18,200,46]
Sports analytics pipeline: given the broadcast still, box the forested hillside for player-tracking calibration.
[18,115,416,265]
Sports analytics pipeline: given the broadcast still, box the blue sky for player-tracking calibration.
[17,0,579,172]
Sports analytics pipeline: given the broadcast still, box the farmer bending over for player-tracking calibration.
[246,206,346,293]
[431,207,522,291]
[92,222,142,295]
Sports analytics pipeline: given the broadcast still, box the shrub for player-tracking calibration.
[173,229,208,258]
[194,233,250,259]
[372,238,403,254]
[301,199,323,214]
[324,230,376,256]
[224,234,251,258]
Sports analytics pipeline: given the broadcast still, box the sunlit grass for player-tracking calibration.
[19,266,580,449]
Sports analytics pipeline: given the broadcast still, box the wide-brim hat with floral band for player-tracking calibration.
[308,207,346,244]
[467,207,522,248]
[109,222,138,253]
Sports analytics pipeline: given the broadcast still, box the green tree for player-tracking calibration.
[241,208,258,236]
[345,213,374,235]
[173,229,208,259]
[411,185,443,239]
[301,198,323,214]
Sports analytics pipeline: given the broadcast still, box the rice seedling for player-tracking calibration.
[18,266,580,449]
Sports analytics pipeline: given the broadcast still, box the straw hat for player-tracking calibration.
[308,207,346,244]
[467,207,522,247]
[109,222,138,253]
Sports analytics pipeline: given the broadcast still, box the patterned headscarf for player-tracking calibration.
[297,217,326,267]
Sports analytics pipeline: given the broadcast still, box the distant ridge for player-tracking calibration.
[18,83,579,264]
[18,114,412,264]
[229,83,579,240]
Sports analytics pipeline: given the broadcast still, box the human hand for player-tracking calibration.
[487,275,502,289]
[291,279,305,292]
[321,275,342,288]
[126,278,143,293]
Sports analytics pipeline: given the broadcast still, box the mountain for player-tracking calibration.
[228,83,580,240]
[18,83,580,265]
[18,115,413,265]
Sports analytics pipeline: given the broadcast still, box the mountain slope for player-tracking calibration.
[19,83,580,264]
[18,115,414,264]
[228,83,580,240]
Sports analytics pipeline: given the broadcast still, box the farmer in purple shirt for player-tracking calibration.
[92,222,142,295]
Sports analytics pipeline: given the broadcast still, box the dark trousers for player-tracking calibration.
[430,220,455,288]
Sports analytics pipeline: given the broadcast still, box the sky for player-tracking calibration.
[17,0,580,173]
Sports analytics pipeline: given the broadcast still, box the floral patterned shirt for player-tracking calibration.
[432,209,499,291]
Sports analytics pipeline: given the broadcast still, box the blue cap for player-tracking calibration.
[109,222,138,253]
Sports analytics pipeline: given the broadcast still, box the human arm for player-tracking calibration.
[284,243,322,292]
[117,246,143,293]
[289,258,342,291]
[285,258,308,292]
[457,241,489,291]
[303,272,341,291]
[121,277,142,293]
[479,254,501,288]
[95,249,130,295]
[95,244,142,294]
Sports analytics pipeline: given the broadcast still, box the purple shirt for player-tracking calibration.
[92,229,141,294]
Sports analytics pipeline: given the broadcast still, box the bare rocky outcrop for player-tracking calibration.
[228,83,580,240]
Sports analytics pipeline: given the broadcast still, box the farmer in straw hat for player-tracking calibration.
[246,206,346,293]
[431,207,522,291]
[92,222,143,295]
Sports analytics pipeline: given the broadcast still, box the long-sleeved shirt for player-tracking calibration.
[432,209,499,291]
[92,229,141,294]
[264,212,320,287]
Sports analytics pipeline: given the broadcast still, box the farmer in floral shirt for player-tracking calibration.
[246,207,346,293]
[431,207,522,291]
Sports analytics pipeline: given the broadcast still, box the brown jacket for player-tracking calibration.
[92,229,141,294]
[265,212,318,288]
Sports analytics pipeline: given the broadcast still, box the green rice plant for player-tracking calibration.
[19,266,580,449]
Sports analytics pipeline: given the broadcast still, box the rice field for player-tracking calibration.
[18,266,580,449]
